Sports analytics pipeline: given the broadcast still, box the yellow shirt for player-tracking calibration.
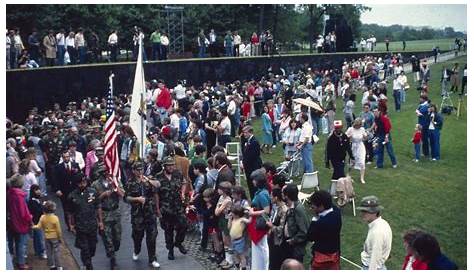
[229,218,246,240]
[33,213,62,240]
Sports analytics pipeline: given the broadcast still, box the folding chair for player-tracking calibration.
[330,178,356,217]
[297,171,319,203]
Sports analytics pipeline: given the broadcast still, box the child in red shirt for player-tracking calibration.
[412,124,422,162]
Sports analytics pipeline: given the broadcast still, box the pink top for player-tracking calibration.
[7,187,32,234]
[85,150,98,178]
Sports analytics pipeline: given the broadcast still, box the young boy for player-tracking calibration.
[412,124,422,162]
[215,181,234,269]
[33,201,63,270]
[228,205,250,270]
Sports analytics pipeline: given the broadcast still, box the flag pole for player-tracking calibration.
[109,72,115,97]
[139,37,145,160]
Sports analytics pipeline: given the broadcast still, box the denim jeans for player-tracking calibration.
[375,135,397,168]
[57,45,65,66]
[301,143,314,173]
[311,114,321,136]
[32,229,46,256]
[393,89,401,111]
[14,233,29,265]
[400,88,406,103]
[78,46,87,64]
[225,45,233,57]
[414,143,421,160]
[152,43,161,60]
[421,128,430,157]
[157,107,168,124]
[429,129,440,160]
[198,46,206,58]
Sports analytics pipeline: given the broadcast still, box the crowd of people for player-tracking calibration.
[197,29,275,58]
[6,50,460,270]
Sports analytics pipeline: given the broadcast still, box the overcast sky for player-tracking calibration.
[360,4,467,32]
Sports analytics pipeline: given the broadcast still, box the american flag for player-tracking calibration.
[104,75,121,188]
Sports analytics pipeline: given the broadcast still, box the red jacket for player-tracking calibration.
[350,69,360,79]
[156,87,172,109]
[412,131,422,144]
[402,255,429,270]
[7,187,32,234]
[251,35,259,44]
[241,102,251,119]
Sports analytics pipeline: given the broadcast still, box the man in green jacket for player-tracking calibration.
[282,184,310,263]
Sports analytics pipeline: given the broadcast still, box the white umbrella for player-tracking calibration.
[294,97,324,112]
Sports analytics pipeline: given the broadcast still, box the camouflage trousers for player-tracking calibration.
[160,213,187,250]
[75,231,97,267]
[132,218,158,263]
[100,218,122,258]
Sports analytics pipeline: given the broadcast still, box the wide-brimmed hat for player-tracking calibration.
[356,195,384,213]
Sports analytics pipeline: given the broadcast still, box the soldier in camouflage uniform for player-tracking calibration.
[156,156,188,260]
[89,147,105,183]
[91,163,125,269]
[68,173,103,270]
[43,126,63,186]
[125,161,161,268]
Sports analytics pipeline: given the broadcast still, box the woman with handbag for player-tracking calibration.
[307,190,342,270]
[247,172,271,270]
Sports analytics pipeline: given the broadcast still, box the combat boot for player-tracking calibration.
[176,244,188,254]
[168,249,175,260]
[110,257,116,270]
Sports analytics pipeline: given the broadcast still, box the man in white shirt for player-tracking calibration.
[392,74,403,112]
[209,29,217,57]
[75,28,87,64]
[357,196,392,270]
[233,31,241,57]
[227,96,237,137]
[160,32,169,60]
[174,80,187,110]
[108,30,118,62]
[296,112,314,173]
[316,35,324,53]
[56,29,66,65]
[217,109,232,147]
[65,32,76,64]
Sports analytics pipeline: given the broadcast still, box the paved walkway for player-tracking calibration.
[52,195,206,270]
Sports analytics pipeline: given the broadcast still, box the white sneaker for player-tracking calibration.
[150,261,160,268]
[392,165,398,168]
[41,253,48,259]
[57,267,63,270]
[132,253,139,261]
[432,158,437,161]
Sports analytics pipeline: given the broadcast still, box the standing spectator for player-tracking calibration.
[68,173,102,270]
[217,109,232,148]
[450,62,460,93]
[261,105,273,154]
[325,120,353,180]
[461,64,467,95]
[412,124,422,163]
[268,188,288,269]
[259,31,266,55]
[6,29,13,69]
[88,31,100,62]
[416,95,431,158]
[440,65,450,96]
[307,190,342,270]
[384,36,390,52]
[150,28,161,60]
[33,201,63,270]
[346,118,368,184]
[296,112,313,173]
[27,185,47,260]
[233,31,241,57]
[13,28,25,68]
[432,46,439,63]
[402,40,406,51]
[282,184,309,263]
[343,93,356,127]
[428,104,443,161]
[392,72,403,112]
[132,26,146,61]
[373,108,397,169]
[401,230,428,270]
[160,32,169,60]
[43,29,57,67]
[360,103,375,164]
[316,34,324,53]
[197,29,206,58]
[7,175,33,270]
[251,32,259,56]
[27,28,40,63]
[330,31,336,52]
[247,173,271,270]
[359,37,366,52]
[420,63,430,86]
[107,29,118,62]
[75,28,87,64]
[208,29,217,57]
[56,29,66,65]
[410,55,420,83]
[412,232,458,270]
[241,125,263,200]
[357,195,392,270]
[224,31,233,57]
[282,119,301,175]
[65,31,76,64]
[265,30,273,56]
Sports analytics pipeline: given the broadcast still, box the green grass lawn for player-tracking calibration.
[374,38,458,52]
[241,55,467,269]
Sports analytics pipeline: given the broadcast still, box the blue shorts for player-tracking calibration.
[232,237,246,254]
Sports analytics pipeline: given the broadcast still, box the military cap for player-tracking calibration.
[162,156,175,166]
[356,195,384,213]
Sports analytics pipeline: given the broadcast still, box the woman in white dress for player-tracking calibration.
[346,118,367,184]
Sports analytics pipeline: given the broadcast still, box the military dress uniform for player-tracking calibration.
[68,183,100,269]
[156,158,188,260]
[125,163,160,265]
[91,166,124,269]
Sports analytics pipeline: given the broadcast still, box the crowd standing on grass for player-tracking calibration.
[6,50,461,270]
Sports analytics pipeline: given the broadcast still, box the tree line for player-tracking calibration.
[360,23,465,42]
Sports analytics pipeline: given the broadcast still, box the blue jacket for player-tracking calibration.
[428,253,457,270]
[417,102,430,128]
